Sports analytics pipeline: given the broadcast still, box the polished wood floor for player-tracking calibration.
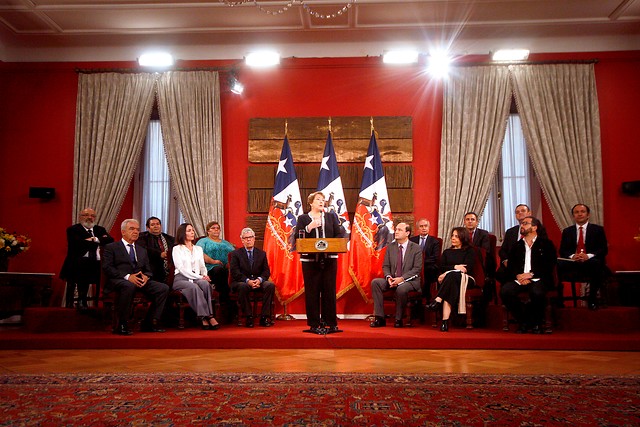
[1,349,639,375]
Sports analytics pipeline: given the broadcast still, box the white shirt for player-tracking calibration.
[172,244,207,280]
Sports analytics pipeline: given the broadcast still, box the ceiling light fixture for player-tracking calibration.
[230,75,244,95]
[245,51,280,68]
[383,50,419,64]
[138,52,174,67]
[221,0,356,20]
[492,49,530,61]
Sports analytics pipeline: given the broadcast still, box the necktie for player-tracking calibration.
[395,244,403,278]
[158,235,169,272]
[128,244,137,267]
[576,226,586,254]
[420,236,426,249]
[248,250,254,266]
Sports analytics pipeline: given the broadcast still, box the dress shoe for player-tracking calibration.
[141,319,165,333]
[394,319,403,328]
[588,302,599,311]
[113,323,133,336]
[369,317,386,328]
[259,316,272,327]
[516,324,528,334]
[440,319,449,332]
[245,316,254,328]
[426,300,442,311]
[326,326,343,334]
[303,326,326,335]
[201,324,211,330]
[209,324,219,331]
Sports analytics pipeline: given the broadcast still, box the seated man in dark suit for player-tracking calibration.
[558,203,608,310]
[500,216,557,334]
[229,227,275,328]
[409,218,441,300]
[370,222,424,328]
[102,219,170,335]
[137,216,175,284]
[464,211,490,255]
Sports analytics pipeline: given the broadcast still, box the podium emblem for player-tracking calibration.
[314,239,329,251]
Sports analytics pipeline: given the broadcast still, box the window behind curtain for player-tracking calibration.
[479,114,531,239]
[134,120,183,235]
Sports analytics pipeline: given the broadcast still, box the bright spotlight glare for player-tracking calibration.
[230,79,244,95]
[427,51,451,79]
[492,49,530,61]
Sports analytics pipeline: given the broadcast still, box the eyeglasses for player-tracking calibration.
[520,222,532,226]
[241,236,255,240]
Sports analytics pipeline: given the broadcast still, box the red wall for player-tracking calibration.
[1,52,639,312]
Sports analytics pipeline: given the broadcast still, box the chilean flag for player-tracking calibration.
[348,131,394,302]
[316,131,352,299]
[263,136,305,305]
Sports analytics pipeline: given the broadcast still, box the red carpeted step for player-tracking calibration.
[23,307,106,333]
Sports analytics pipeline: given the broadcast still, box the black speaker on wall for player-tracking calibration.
[29,187,56,200]
[621,181,640,196]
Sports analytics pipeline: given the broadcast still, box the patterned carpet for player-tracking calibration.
[1,372,639,426]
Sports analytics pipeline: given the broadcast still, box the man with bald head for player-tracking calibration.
[60,208,114,311]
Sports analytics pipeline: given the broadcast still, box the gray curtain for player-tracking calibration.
[73,73,156,229]
[510,63,603,228]
[156,71,224,237]
[437,66,512,240]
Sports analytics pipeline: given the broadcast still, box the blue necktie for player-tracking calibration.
[127,244,137,266]
[248,250,254,266]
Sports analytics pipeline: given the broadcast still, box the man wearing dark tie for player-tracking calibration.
[229,227,275,328]
[409,218,441,299]
[370,222,423,328]
[60,208,114,311]
[464,211,490,254]
[102,219,170,335]
[558,204,609,310]
[137,217,175,284]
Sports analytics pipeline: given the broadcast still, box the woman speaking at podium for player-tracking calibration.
[295,191,346,335]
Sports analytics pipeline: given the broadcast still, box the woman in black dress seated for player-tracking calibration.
[426,226,477,332]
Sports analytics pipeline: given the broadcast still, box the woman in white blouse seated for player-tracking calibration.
[172,223,219,330]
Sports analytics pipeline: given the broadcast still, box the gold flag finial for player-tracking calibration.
[285,120,288,136]
[328,117,332,133]
[370,116,374,133]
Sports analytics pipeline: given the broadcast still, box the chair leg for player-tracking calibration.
[465,299,474,329]
[502,305,510,331]
[571,281,578,307]
[177,299,185,329]
[544,298,553,334]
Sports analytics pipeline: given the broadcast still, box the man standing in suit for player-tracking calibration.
[137,216,175,284]
[464,211,490,254]
[501,216,557,334]
[102,219,170,335]
[558,203,609,310]
[229,227,275,328]
[60,208,114,311]
[409,218,441,300]
[370,222,423,328]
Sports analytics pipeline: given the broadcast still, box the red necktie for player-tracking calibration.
[576,226,586,254]
[395,244,403,278]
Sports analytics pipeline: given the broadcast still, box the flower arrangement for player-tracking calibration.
[0,227,31,259]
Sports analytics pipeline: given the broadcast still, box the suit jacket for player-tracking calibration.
[294,212,346,261]
[409,234,441,282]
[102,240,154,292]
[229,246,270,284]
[382,240,423,281]
[470,228,490,255]
[137,231,175,282]
[559,223,608,262]
[506,236,557,289]
[60,223,114,281]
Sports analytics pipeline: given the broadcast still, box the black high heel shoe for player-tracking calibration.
[426,300,442,311]
[440,319,449,332]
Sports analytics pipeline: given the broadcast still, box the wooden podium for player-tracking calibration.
[296,238,348,254]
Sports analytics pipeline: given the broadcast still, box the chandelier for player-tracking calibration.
[219,0,356,19]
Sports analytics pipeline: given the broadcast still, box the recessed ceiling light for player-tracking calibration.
[383,50,419,64]
[492,49,530,61]
[245,51,280,67]
[138,52,174,67]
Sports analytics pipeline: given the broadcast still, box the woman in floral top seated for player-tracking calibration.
[196,221,235,303]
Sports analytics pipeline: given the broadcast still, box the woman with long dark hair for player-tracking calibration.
[172,223,219,330]
[427,227,477,332]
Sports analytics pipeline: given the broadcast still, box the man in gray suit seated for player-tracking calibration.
[370,222,423,328]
